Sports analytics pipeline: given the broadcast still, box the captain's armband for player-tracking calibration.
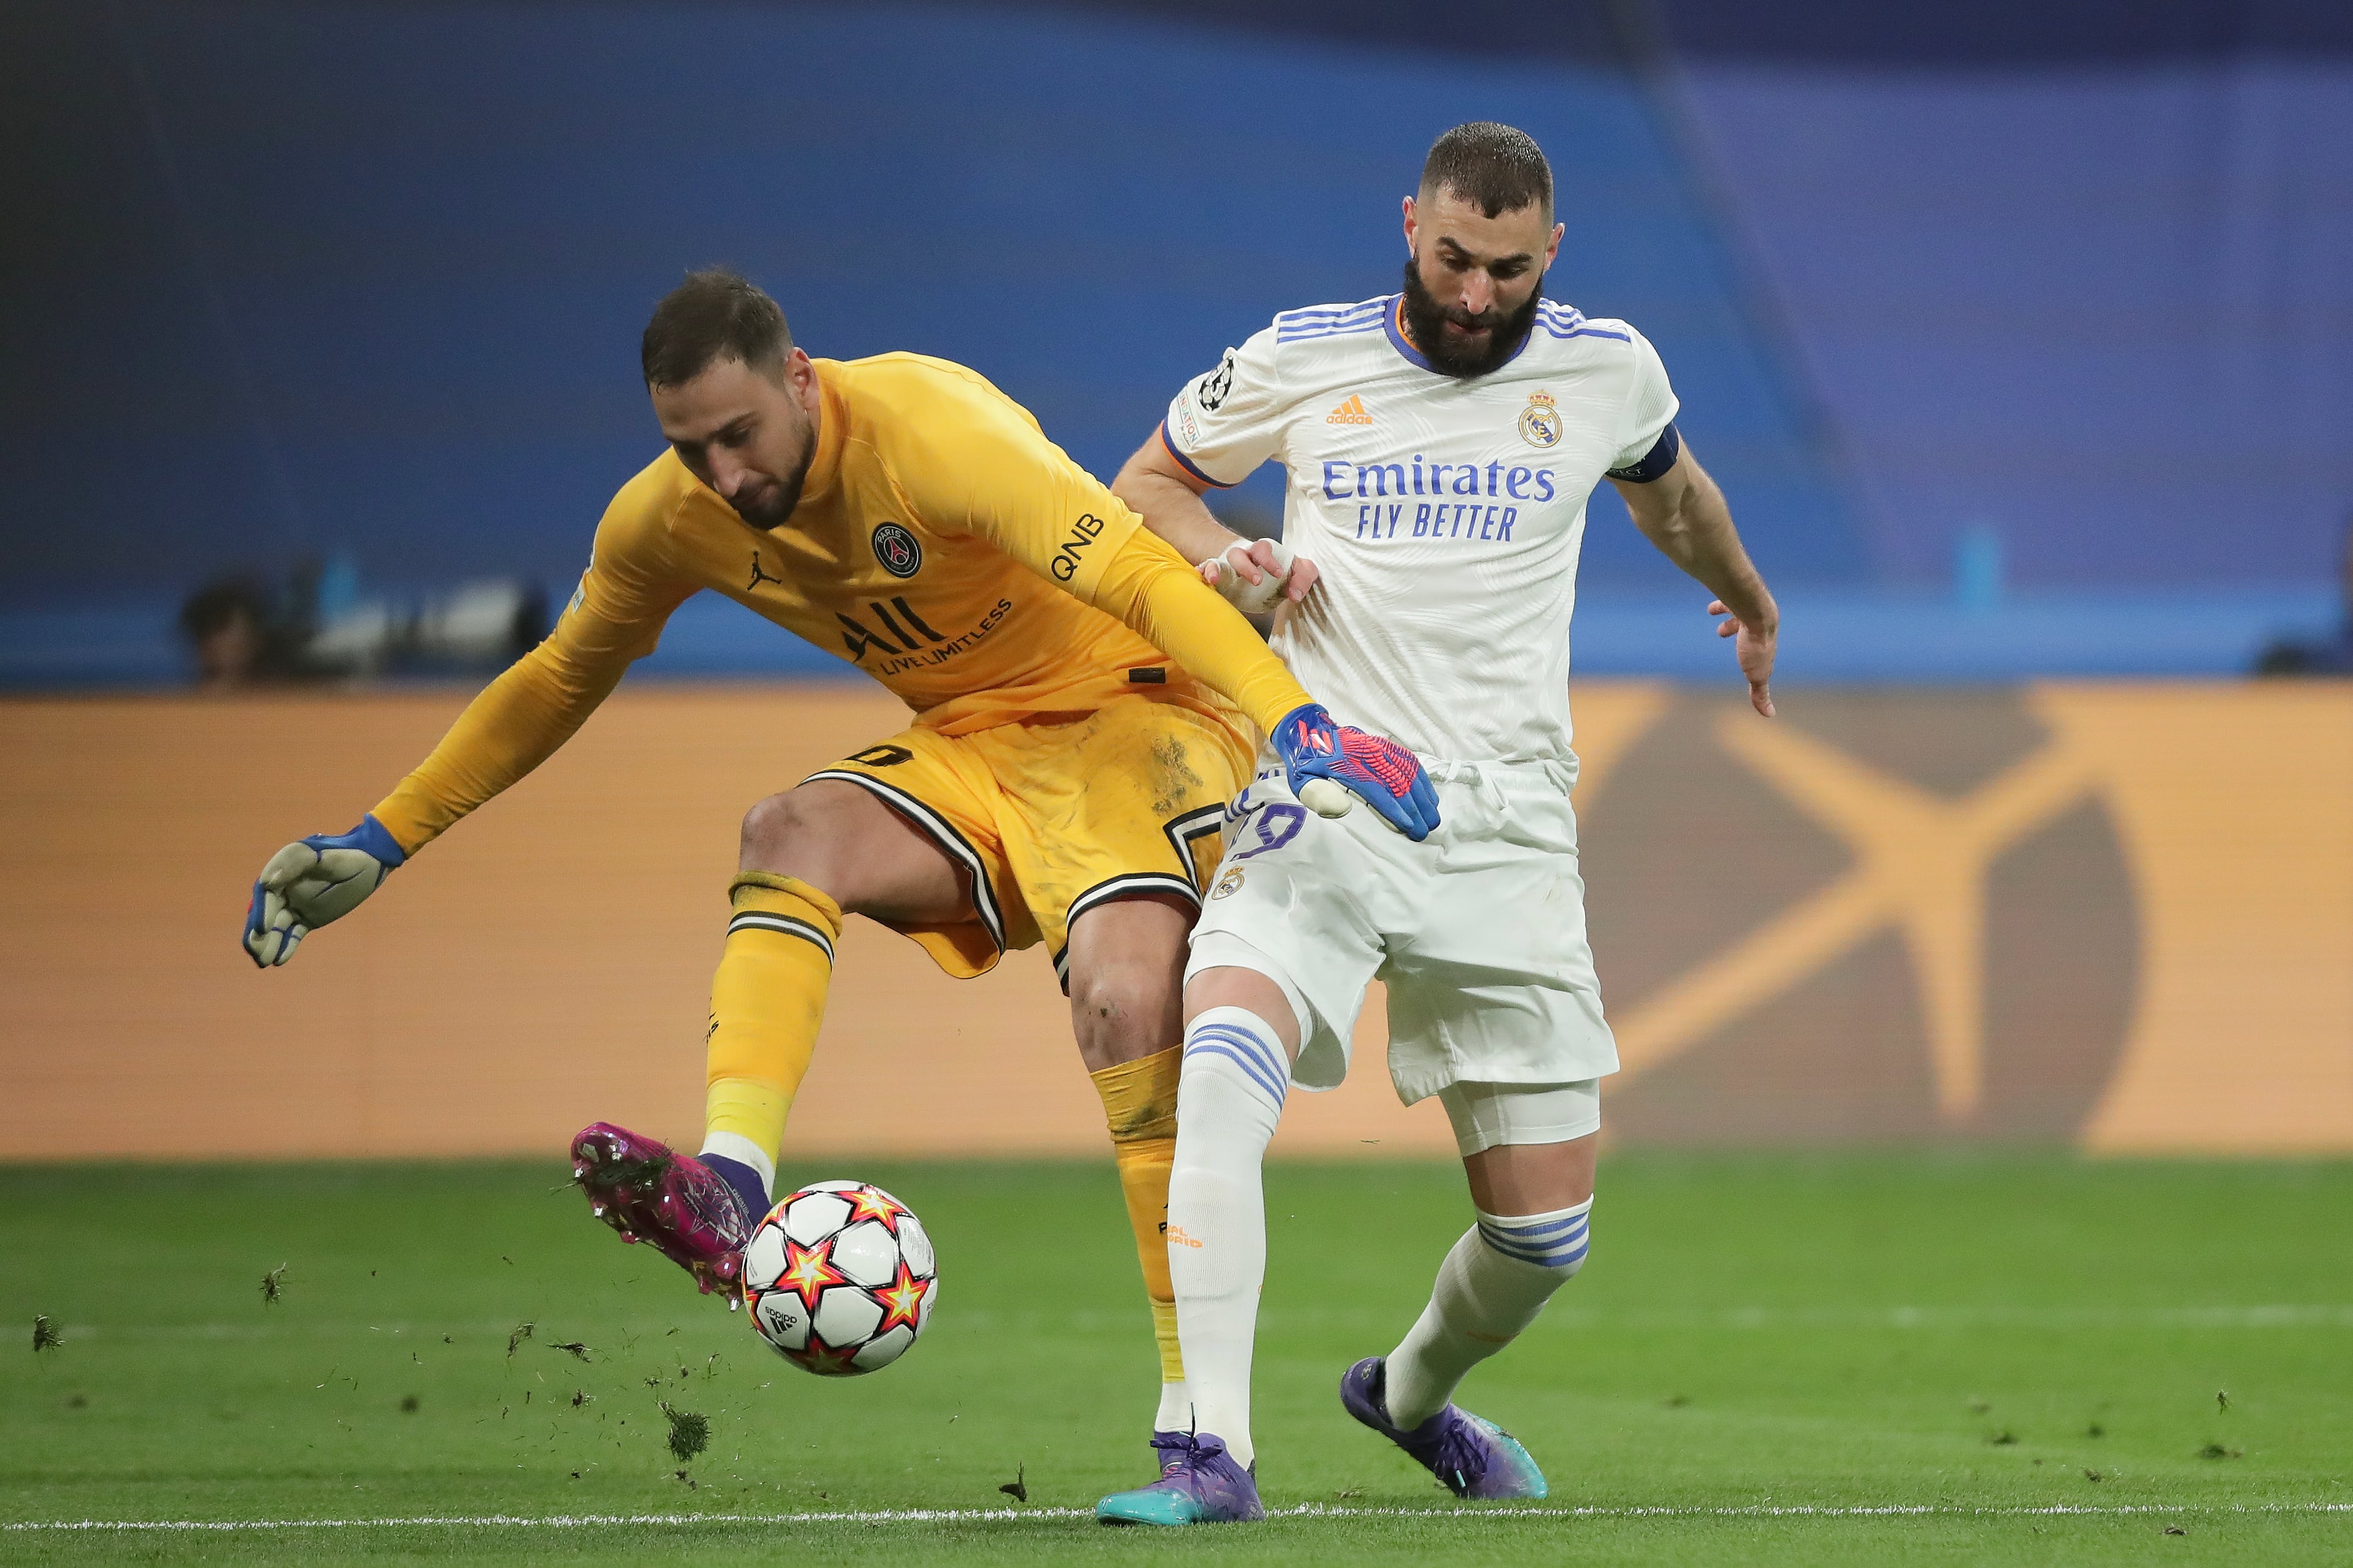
[1605,422,1681,484]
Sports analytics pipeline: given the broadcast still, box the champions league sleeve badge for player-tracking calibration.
[1518,390,1563,449]
[871,522,923,578]
[1195,351,1235,413]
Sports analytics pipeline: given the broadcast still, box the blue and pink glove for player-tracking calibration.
[1272,703,1440,842]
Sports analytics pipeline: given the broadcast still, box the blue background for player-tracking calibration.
[3,0,2349,679]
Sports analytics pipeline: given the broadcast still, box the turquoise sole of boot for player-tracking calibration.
[1470,1417,1549,1500]
[1095,1489,1253,1526]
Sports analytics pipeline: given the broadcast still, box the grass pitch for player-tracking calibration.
[3,1154,2349,1564]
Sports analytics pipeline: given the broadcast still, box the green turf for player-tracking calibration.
[4,1155,2350,1564]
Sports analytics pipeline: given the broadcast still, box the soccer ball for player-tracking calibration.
[741,1181,937,1375]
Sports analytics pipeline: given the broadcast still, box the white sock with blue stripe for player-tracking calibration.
[1382,1197,1593,1430]
[1165,1006,1292,1471]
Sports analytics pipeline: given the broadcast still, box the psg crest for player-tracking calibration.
[1518,390,1563,449]
[872,522,923,578]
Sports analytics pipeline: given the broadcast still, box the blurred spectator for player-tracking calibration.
[2255,513,2353,676]
[177,564,549,689]
[177,577,305,690]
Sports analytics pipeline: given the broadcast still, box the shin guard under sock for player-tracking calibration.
[699,872,843,1213]
[1166,1007,1292,1469]
[1091,1045,1191,1424]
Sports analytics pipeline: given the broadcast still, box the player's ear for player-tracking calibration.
[1402,194,1418,249]
[786,348,819,412]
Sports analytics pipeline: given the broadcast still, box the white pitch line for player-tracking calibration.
[7,1503,2350,1532]
[59,1304,2353,1341]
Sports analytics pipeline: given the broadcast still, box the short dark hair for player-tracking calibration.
[1420,122,1554,221]
[641,268,793,388]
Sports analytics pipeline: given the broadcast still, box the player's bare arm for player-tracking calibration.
[1613,446,1780,717]
[1112,434,1318,608]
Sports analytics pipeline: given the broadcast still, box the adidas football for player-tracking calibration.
[741,1181,937,1375]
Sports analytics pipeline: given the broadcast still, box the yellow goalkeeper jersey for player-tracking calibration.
[370,352,1311,854]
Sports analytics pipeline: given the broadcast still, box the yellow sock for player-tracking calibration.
[704,872,843,1177]
[1092,1045,1186,1387]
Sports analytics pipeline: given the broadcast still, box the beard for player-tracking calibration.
[730,439,815,528]
[1399,258,1544,379]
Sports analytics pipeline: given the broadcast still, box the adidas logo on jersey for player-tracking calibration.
[1325,394,1373,426]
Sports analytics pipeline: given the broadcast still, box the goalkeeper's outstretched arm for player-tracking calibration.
[240,631,637,967]
[243,494,686,968]
[364,631,635,855]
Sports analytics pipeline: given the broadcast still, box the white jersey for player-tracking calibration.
[1160,293,1678,764]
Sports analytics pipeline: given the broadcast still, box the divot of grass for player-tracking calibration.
[661,1402,710,1463]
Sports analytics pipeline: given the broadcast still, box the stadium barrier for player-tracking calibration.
[4,682,2347,1161]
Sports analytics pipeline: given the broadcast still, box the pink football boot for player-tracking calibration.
[570,1122,751,1299]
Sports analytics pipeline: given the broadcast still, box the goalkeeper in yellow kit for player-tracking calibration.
[241,270,1437,1450]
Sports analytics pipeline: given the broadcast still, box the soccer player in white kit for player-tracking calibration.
[1094,123,1781,1525]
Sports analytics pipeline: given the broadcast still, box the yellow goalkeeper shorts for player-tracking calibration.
[804,689,1250,986]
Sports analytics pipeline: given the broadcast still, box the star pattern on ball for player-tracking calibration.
[845,1186,906,1233]
[776,1236,848,1314]
[874,1260,929,1334]
[787,1331,863,1377]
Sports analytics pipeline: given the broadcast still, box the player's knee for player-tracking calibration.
[738,792,802,868]
[1070,963,1171,1029]
[1069,962,1180,1065]
[739,789,847,885]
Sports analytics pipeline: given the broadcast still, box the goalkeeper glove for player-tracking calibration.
[1272,703,1441,842]
[243,814,406,968]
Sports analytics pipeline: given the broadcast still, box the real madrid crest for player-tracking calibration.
[1518,390,1563,450]
[871,521,923,578]
[1211,865,1245,900]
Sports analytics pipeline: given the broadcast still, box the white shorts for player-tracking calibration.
[1436,1079,1602,1157]
[1187,756,1619,1106]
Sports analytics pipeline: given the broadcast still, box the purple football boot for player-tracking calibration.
[1341,1356,1548,1500]
[569,1122,750,1299]
[1095,1432,1265,1526]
